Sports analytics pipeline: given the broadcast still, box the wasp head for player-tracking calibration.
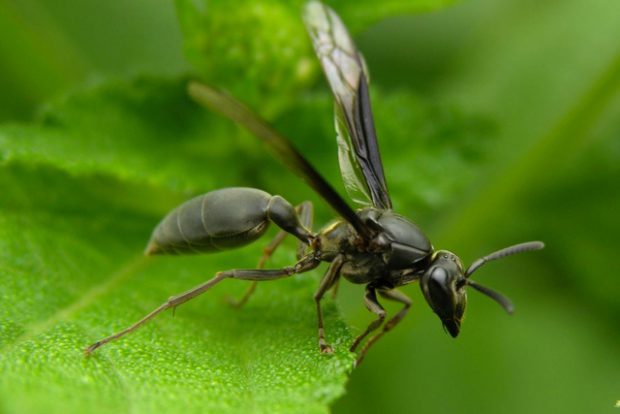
[420,250,467,337]
[420,241,544,338]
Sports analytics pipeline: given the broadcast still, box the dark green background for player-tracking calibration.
[1,0,618,413]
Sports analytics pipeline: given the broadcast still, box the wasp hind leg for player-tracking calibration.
[229,201,314,308]
[85,254,320,355]
[349,285,386,354]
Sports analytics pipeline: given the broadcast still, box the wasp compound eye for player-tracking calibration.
[427,267,452,315]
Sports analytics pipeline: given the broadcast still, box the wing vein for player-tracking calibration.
[304,1,392,209]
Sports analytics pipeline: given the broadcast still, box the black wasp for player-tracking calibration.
[86,1,543,366]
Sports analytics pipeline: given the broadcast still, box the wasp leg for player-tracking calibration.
[85,254,320,355]
[227,231,287,308]
[330,278,340,299]
[349,285,386,354]
[354,289,412,367]
[313,255,344,354]
[230,201,314,307]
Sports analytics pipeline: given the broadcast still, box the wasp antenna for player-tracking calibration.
[465,241,544,277]
[467,280,514,314]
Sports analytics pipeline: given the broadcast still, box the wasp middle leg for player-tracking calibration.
[230,201,314,307]
[313,254,344,354]
[352,288,412,366]
[349,285,386,354]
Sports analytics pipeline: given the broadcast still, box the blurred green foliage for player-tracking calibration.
[0,0,619,413]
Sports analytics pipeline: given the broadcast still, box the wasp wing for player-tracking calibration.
[188,81,372,240]
[304,1,392,210]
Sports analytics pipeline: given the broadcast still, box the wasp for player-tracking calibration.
[86,1,543,366]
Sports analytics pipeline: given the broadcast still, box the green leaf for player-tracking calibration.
[0,78,356,414]
[0,76,242,195]
[174,0,456,114]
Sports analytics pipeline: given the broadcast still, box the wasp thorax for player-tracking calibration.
[420,250,468,337]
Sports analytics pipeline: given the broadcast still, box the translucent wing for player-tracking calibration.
[304,1,392,209]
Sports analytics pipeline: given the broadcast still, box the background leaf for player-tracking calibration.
[0,0,187,122]
[174,0,457,114]
[0,76,240,194]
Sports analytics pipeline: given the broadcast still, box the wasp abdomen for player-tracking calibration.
[146,187,274,255]
[145,187,311,255]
